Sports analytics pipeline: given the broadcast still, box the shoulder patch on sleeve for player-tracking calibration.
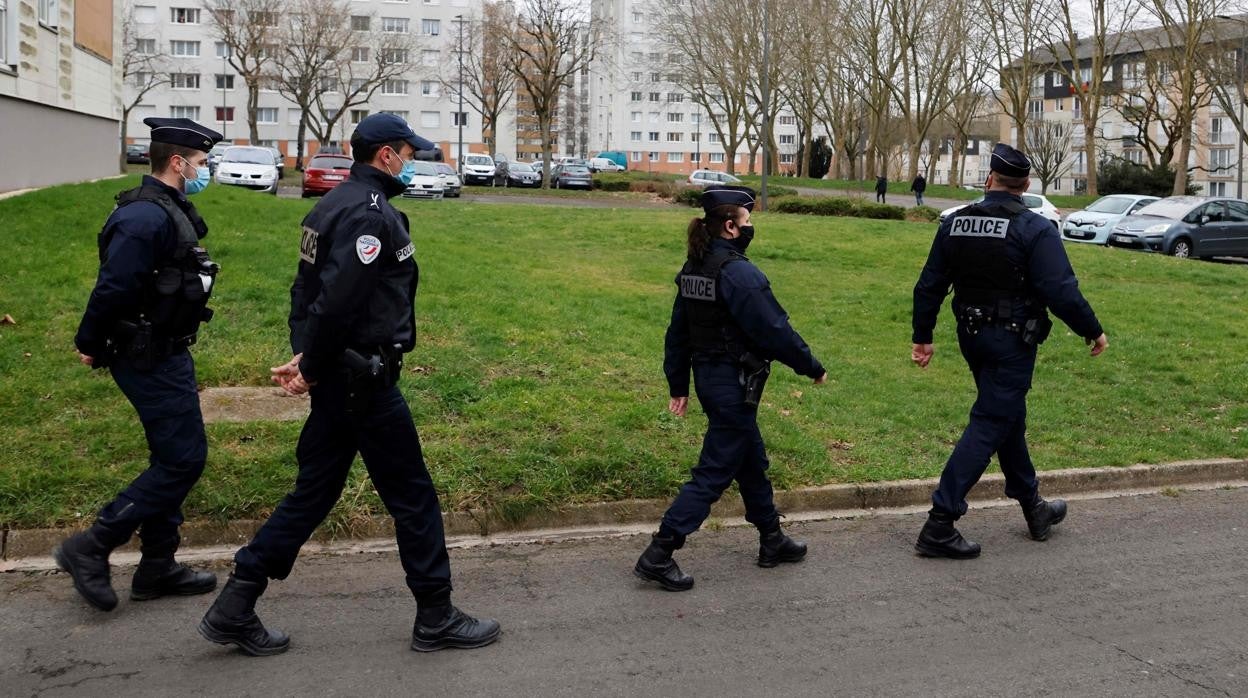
[356,235,382,264]
[367,192,382,210]
[300,226,319,263]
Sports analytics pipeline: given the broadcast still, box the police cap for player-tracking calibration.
[352,113,437,153]
[143,117,223,153]
[701,185,756,214]
[990,143,1032,178]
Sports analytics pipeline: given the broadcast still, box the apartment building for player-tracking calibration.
[122,0,490,166]
[0,0,122,191]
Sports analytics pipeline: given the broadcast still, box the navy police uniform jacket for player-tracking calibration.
[912,191,1102,343]
[664,238,824,397]
[290,163,417,382]
[76,176,207,356]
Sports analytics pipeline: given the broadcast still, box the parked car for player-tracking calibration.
[400,160,445,199]
[938,193,1063,229]
[206,142,234,174]
[461,153,497,185]
[557,157,590,169]
[593,151,628,170]
[1062,194,1160,245]
[1106,195,1248,258]
[434,162,462,197]
[301,154,353,197]
[551,164,593,190]
[266,147,286,179]
[688,169,743,187]
[214,146,280,195]
[502,161,542,188]
[125,143,150,164]
[589,157,624,173]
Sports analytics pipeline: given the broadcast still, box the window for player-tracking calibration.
[257,108,278,124]
[630,91,642,102]
[252,11,277,27]
[380,110,409,120]
[215,74,234,89]
[1027,99,1043,116]
[710,153,725,163]
[1210,181,1228,196]
[170,72,200,89]
[422,50,439,66]
[779,134,794,145]
[382,79,409,95]
[382,17,409,33]
[1056,98,1064,111]
[38,0,57,28]
[631,151,642,162]
[1051,71,1066,86]
[1211,148,1234,169]
[135,38,156,55]
[254,140,276,149]
[779,154,794,164]
[133,71,152,86]
[667,113,683,122]
[630,111,641,122]
[170,40,200,57]
[349,78,365,91]
[649,152,659,162]
[648,92,660,102]
[134,5,156,24]
[630,131,641,142]
[421,18,440,35]
[421,80,438,96]
[667,92,683,102]
[708,132,721,144]
[352,47,369,62]
[649,72,660,83]
[350,109,369,124]
[631,10,642,22]
[215,41,229,58]
[1080,66,1092,83]
[382,48,409,63]
[1212,117,1232,145]
[351,15,370,31]
[420,111,440,128]
[666,132,682,142]
[778,115,796,125]
[1031,73,1044,89]
[667,152,683,162]
[169,7,199,24]
[647,131,659,142]
[691,133,700,143]
[215,106,235,123]
[320,76,338,92]
[170,105,200,119]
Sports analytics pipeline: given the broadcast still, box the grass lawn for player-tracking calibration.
[1,176,1245,530]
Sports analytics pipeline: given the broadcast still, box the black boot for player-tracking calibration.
[758,526,808,568]
[131,558,218,601]
[633,532,694,591]
[915,513,981,559]
[52,527,118,611]
[411,604,502,652]
[198,574,290,656]
[1022,497,1067,541]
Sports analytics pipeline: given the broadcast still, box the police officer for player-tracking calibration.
[56,117,224,611]
[198,113,499,656]
[635,186,828,591]
[910,143,1109,558]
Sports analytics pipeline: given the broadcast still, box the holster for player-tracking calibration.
[1020,316,1053,346]
[112,319,173,372]
[342,346,403,413]
[738,352,771,407]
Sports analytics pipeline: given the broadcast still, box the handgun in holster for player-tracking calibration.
[1020,316,1053,346]
[343,348,384,413]
[115,319,160,371]
[738,352,771,407]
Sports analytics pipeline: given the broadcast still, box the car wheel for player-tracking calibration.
[301,190,310,198]
[1170,237,1193,258]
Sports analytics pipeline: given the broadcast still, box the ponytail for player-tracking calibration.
[686,204,743,260]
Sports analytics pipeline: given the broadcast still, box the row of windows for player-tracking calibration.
[624,151,789,164]
[141,6,453,36]
[138,71,452,96]
[136,38,443,66]
[165,105,467,128]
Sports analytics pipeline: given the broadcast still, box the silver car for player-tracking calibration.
[1062,194,1159,245]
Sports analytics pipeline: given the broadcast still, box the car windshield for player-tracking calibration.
[310,156,352,169]
[1084,196,1134,214]
[1136,199,1197,219]
[465,156,493,166]
[1021,195,1043,208]
[223,147,273,165]
[410,161,438,176]
[435,163,455,174]
[511,163,533,172]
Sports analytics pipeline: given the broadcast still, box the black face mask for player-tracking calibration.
[730,224,755,252]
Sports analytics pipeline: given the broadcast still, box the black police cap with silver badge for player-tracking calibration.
[990,143,1032,178]
[351,113,437,153]
[700,185,757,214]
[143,117,223,153]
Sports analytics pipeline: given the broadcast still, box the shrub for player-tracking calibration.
[767,185,799,197]
[673,187,702,207]
[593,177,632,192]
[769,196,905,221]
[904,205,940,223]
[855,202,906,220]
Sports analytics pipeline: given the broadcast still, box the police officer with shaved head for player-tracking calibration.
[199,113,499,656]
[910,143,1109,559]
[635,186,828,592]
[56,117,223,612]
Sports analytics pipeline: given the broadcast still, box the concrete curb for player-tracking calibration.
[3,458,1245,564]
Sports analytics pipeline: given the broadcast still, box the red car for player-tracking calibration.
[301,154,354,197]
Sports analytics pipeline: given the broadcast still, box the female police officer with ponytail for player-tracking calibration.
[634,186,828,592]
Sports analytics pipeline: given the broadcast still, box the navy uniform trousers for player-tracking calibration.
[661,361,781,536]
[233,371,452,598]
[95,351,207,555]
[932,324,1040,518]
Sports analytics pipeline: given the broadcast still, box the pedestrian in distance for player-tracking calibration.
[198,113,500,656]
[55,117,224,612]
[875,174,888,203]
[910,143,1109,559]
[911,173,927,206]
[635,185,828,592]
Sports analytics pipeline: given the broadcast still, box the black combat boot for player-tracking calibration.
[411,603,502,652]
[757,523,808,568]
[131,558,218,600]
[915,513,981,559]
[633,531,694,591]
[52,527,119,611]
[1022,496,1067,541]
[198,574,290,656]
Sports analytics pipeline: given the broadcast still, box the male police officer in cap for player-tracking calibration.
[198,113,499,656]
[57,117,224,611]
[910,143,1109,558]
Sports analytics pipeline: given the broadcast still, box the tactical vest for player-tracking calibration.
[102,185,218,347]
[678,248,751,358]
[945,199,1029,318]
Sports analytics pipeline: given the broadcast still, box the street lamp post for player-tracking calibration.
[221,53,229,141]
[1219,14,1247,198]
[456,14,465,173]
[760,0,770,210]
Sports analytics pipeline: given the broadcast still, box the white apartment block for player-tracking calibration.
[0,0,123,191]
[123,0,490,166]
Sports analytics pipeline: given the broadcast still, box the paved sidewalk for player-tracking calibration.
[4,488,1247,696]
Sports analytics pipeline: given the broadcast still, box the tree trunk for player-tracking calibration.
[907,141,921,180]
[1082,128,1098,196]
[1172,136,1189,195]
[248,82,261,143]
[950,134,967,187]
[540,115,553,190]
[119,116,130,174]
[295,113,308,171]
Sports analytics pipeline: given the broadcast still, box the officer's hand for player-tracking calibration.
[912,343,934,368]
[271,354,313,395]
[1087,333,1108,357]
[78,352,94,367]
[813,372,827,384]
[668,396,688,418]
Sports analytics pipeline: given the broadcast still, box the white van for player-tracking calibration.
[590,157,623,173]
[461,154,497,186]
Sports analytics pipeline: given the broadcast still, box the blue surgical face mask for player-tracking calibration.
[179,157,210,195]
[386,147,418,186]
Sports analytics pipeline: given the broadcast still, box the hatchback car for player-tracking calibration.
[688,169,742,187]
[1106,196,1248,258]
[938,193,1062,229]
[435,162,462,197]
[503,161,542,188]
[207,142,234,174]
[126,143,150,164]
[214,146,280,194]
[551,164,593,190]
[1062,194,1159,245]
[301,154,353,197]
[461,154,497,186]
[401,160,445,199]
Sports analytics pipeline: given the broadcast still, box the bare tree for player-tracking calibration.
[1025,120,1073,193]
[985,0,1060,142]
[269,0,351,169]
[843,0,905,178]
[440,2,518,158]
[504,0,602,188]
[204,0,283,143]
[118,2,172,172]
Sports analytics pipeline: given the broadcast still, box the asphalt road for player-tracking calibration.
[4,488,1247,696]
